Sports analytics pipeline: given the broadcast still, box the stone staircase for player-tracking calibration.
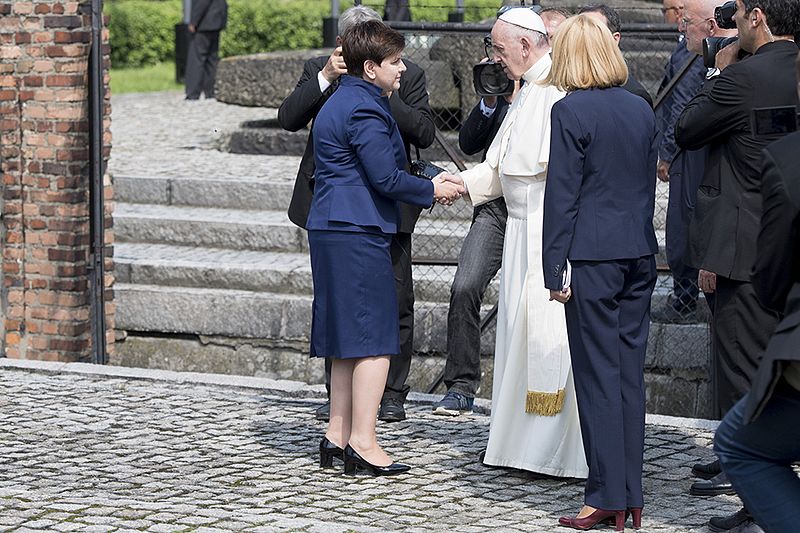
[112,172,712,417]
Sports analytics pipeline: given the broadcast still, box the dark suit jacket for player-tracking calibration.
[655,39,706,165]
[458,98,509,161]
[307,76,434,234]
[542,87,659,290]
[623,73,653,108]
[278,55,435,232]
[675,40,800,281]
[191,0,227,32]
[746,131,800,422]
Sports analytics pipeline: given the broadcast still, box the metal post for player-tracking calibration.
[323,0,340,47]
[89,0,107,364]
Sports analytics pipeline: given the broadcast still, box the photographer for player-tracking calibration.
[675,0,799,515]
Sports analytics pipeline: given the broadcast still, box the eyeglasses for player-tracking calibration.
[660,5,684,15]
[679,15,713,29]
[484,35,494,60]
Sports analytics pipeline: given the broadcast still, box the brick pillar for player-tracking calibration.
[0,0,114,361]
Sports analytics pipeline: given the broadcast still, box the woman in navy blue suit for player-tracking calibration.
[310,20,462,476]
[541,15,658,530]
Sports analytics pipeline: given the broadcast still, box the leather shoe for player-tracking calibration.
[691,458,722,480]
[690,471,736,496]
[378,398,406,422]
[315,401,330,421]
[708,507,751,532]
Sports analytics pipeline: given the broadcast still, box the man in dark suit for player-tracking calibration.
[713,119,800,533]
[278,5,435,422]
[579,4,655,106]
[651,1,709,324]
[185,0,227,100]
[384,0,412,22]
[676,0,799,501]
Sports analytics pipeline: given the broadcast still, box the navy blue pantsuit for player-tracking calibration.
[543,87,659,510]
[565,257,656,509]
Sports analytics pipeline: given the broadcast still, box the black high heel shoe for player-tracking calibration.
[319,437,344,468]
[343,444,411,476]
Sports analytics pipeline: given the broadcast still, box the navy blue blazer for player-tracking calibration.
[655,39,706,165]
[542,87,659,290]
[307,76,434,234]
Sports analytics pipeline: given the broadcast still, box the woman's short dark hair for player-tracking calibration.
[341,20,405,78]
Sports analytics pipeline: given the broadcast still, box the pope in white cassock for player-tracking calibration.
[457,8,588,478]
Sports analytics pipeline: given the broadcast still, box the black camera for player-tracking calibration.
[473,35,514,97]
[702,36,739,67]
[750,106,800,136]
[714,0,737,29]
[473,62,514,97]
[410,159,446,180]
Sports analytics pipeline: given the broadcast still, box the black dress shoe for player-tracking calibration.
[691,458,722,480]
[315,401,330,421]
[378,398,406,422]
[343,445,410,476]
[708,507,751,532]
[690,471,736,496]
[319,437,344,468]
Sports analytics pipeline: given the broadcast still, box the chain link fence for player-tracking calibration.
[378,9,711,399]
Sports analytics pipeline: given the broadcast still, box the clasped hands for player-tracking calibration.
[432,172,466,206]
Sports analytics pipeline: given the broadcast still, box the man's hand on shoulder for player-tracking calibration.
[322,46,347,84]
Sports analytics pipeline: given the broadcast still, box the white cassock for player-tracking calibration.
[459,54,588,478]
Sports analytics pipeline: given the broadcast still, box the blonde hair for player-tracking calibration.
[542,14,628,91]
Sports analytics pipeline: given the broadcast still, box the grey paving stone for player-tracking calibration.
[0,365,746,533]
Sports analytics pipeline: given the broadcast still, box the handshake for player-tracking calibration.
[432,172,466,206]
[409,159,466,206]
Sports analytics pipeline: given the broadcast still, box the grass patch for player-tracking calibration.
[110,61,183,94]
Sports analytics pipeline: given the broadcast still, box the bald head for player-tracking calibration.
[682,0,737,55]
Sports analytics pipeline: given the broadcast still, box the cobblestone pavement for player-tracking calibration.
[108,92,301,181]
[1,361,740,532]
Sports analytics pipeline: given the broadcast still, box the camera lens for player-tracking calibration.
[473,62,514,96]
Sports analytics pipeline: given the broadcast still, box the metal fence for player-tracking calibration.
[382,12,711,396]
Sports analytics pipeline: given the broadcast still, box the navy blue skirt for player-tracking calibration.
[308,229,400,359]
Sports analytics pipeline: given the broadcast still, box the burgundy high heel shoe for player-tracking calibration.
[628,507,643,529]
[558,508,626,531]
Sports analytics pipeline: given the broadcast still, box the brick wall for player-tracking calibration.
[0,0,114,361]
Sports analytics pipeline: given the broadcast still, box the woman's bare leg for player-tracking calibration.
[325,358,355,448]
[348,355,392,466]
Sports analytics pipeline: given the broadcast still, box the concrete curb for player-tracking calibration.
[0,358,719,430]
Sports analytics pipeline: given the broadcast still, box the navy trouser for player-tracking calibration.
[665,155,702,311]
[565,256,657,510]
[444,198,507,397]
[715,382,800,533]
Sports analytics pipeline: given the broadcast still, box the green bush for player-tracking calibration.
[106,0,182,69]
[106,0,503,69]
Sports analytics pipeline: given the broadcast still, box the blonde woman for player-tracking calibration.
[541,14,658,531]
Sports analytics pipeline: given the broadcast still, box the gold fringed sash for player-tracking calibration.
[525,389,566,416]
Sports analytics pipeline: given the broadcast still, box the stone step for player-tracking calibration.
[115,282,709,363]
[114,242,498,304]
[113,174,669,229]
[114,203,472,261]
[113,174,476,222]
[114,283,496,355]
